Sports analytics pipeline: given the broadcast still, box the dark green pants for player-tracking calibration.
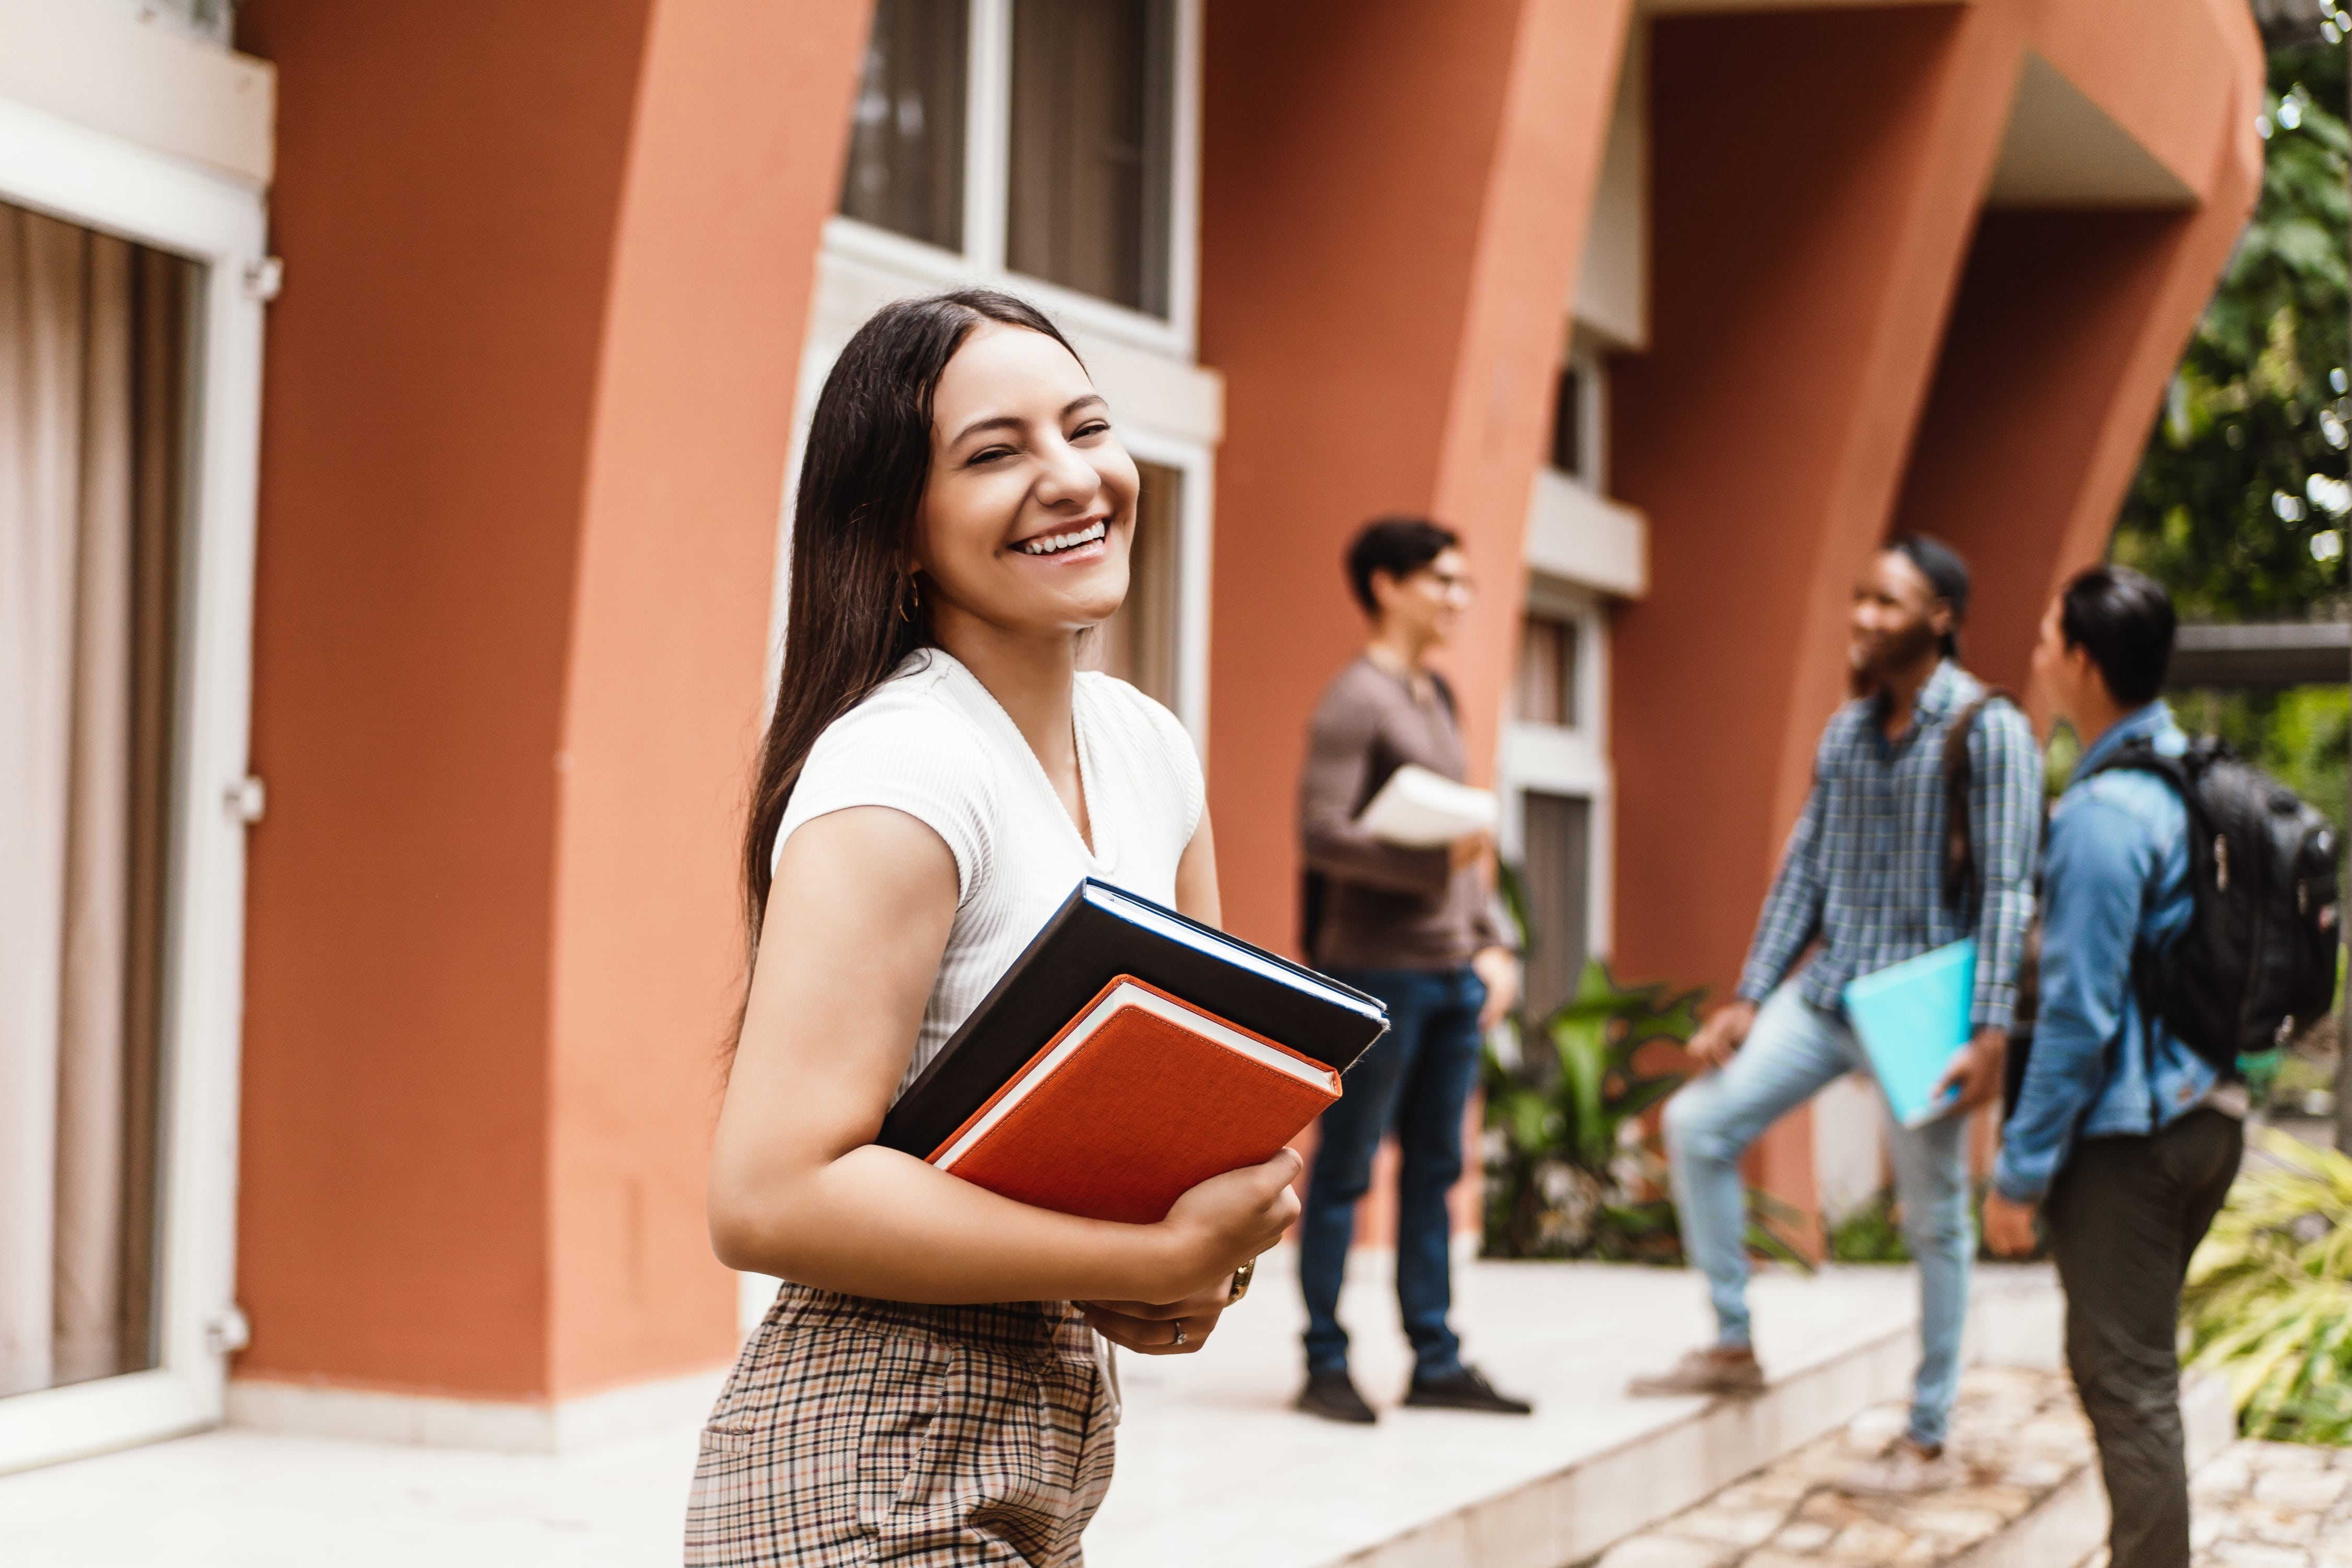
[2043,1108,2242,1568]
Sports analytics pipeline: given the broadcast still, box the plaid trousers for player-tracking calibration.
[684,1285,1115,1567]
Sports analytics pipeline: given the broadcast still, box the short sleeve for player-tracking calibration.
[1139,692,1206,843]
[1089,676,1204,844]
[774,690,997,904]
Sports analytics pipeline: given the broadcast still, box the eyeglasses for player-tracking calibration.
[1416,569,1475,602]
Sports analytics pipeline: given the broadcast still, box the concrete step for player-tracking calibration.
[1088,1254,2069,1568]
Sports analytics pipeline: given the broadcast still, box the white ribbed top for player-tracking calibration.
[775,649,1206,1104]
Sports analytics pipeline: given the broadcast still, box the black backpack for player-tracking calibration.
[2086,737,2341,1070]
[1945,699,2338,1109]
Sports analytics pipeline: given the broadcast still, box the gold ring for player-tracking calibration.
[1171,1320,1186,1347]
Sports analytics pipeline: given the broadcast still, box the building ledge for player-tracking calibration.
[1526,470,1647,598]
[0,0,273,187]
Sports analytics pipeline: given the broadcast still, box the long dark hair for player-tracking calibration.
[740,289,1079,958]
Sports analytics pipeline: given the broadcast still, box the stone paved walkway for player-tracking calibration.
[1588,1366,2352,1568]
[2175,1438,2352,1568]
[1584,1366,2096,1566]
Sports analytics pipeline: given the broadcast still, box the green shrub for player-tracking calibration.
[1481,958,1697,1261]
[2182,1128,2352,1445]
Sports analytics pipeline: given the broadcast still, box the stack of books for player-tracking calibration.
[883,881,1390,1224]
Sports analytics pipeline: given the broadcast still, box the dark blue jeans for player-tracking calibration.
[1299,965,1486,1379]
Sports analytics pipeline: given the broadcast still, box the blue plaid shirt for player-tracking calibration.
[1737,662,2043,1031]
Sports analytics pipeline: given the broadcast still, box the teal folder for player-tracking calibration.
[1842,939,1976,1128]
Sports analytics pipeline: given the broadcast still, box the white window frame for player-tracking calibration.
[1498,581,1613,963]
[826,0,1204,359]
[0,95,267,1473]
[1114,425,1215,751]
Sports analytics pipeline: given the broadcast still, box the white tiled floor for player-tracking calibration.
[0,1255,1930,1568]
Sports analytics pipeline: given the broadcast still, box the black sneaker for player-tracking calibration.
[1403,1365,1533,1414]
[1295,1369,1377,1424]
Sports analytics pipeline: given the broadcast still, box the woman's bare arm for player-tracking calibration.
[707,803,1295,1305]
[1173,805,1220,927]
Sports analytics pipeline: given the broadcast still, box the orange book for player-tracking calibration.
[928,975,1343,1225]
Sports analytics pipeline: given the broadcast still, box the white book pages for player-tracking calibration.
[1355,764,1498,848]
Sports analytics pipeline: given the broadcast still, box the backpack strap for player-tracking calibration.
[1941,686,2019,913]
[2081,739,2230,1088]
[2081,740,2214,889]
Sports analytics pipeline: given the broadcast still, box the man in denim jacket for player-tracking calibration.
[1985,567,2244,1568]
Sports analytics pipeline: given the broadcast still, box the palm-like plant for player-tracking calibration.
[2182,1127,2352,1443]
[1482,959,1699,1260]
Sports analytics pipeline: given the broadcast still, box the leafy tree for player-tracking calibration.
[2111,40,2350,620]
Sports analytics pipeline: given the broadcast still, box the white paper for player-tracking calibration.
[1355,764,1498,848]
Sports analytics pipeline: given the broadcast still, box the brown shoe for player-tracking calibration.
[1628,1345,1766,1398]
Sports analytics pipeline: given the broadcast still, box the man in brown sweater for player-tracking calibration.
[1293,516,1530,1423]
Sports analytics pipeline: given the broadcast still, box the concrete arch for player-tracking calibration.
[233,0,871,1403]
[1607,0,2261,1238]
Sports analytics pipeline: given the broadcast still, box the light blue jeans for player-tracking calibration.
[1662,980,1972,1448]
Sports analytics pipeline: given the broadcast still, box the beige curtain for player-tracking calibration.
[0,202,171,1399]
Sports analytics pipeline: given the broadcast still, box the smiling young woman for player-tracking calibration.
[686,291,1299,1566]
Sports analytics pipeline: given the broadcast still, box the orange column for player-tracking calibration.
[1609,0,2259,1248]
[1610,4,2033,1250]
[1200,0,1631,959]
[1893,0,2263,695]
[234,0,868,1404]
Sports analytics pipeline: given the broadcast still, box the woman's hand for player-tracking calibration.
[1152,1149,1301,1301]
[1077,1277,1236,1356]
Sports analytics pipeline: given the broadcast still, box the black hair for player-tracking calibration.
[1345,516,1459,615]
[738,289,1078,1006]
[1887,532,1971,661]
[2059,564,2175,707]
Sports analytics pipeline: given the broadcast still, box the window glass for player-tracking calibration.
[1,201,191,1397]
[1550,364,1582,477]
[1081,459,1181,708]
[1008,0,1176,316]
[840,0,970,251]
[1520,792,1593,1022]
[1515,612,1581,728]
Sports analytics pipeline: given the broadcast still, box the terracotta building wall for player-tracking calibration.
[232,0,870,1403]
[1200,0,1631,961]
[1608,0,2259,1246]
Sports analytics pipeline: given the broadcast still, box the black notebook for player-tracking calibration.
[876,879,1390,1158]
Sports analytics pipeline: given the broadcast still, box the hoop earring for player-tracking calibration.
[898,572,921,623]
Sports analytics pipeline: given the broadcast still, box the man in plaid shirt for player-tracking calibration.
[1631,535,2042,1497]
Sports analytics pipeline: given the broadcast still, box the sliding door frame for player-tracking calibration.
[0,94,267,1473]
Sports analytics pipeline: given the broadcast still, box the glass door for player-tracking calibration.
[1,202,195,1405]
[0,96,268,1472]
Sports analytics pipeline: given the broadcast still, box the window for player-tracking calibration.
[1519,792,1593,1021]
[1549,349,1607,491]
[0,88,268,1469]
[836,0,1187,325]
[840,0,968,251]
[1,201,195,1400]
[1550,363,1582,478]
[1081,459,1181,707]
[1502,585,1610,999]
[1008,0,1175,316]
[1516,611,1581,728]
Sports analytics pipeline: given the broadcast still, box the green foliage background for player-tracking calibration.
[2108,36,2349,838]
[2112,41,2349,619]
